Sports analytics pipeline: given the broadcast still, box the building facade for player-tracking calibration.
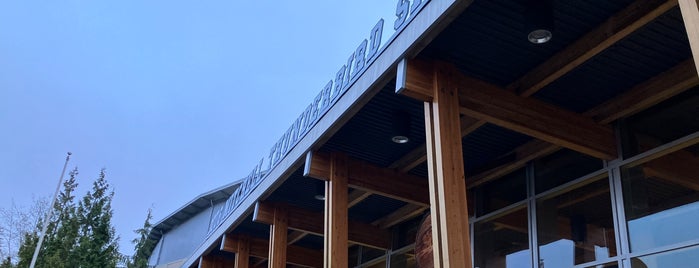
[171,0,699,267]
[147,182,240,268]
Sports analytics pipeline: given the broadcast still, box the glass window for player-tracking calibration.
[630,245,699,268]
[349,245,360,267]
[390,251,416,268]
[535,149,602,194]
[392,216,422,249]
[361,247,386,264]
[473,168,527,216]
[622,87,699,158]
[582,261,618,268]
[366,260,387,268]
[474,207,531,268]
[622,144,699,252]
[536,178,617,267]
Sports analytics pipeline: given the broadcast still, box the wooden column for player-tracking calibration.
[424,62,472,267]
[324,153,349,268]
[236,236,250,268]
[199,255,234,268]
[680,0,699,74]
[199,255,213,268]
[269,207,288,268]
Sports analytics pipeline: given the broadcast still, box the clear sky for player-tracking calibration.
[0,0,397,256]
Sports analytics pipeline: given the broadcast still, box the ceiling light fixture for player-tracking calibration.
[392,110,411,144]
[525,0,554,44]
[314,181,325,201]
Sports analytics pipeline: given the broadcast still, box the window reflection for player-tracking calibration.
[535,149,602,194]
[583,261,618,268]
[631,245,699,268]
[474,207,531,268]
[622,144,699,252]
[537,178,617,266]
[622,87,699,158]
[473,168,527,216]
[390,251,416,268]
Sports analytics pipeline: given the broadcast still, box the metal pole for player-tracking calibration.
[29,152,71,268]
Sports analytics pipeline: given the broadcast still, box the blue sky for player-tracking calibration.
[0,1,397,255]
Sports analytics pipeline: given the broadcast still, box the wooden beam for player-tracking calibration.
[643,148,699,191]
[199,255,212,268]
[396,57,434,102]
[426,62,473,267]
[238,237,250,268]
[253,202,390,249]
[388,116,485,173]
[287,231,308,245]
[511,0,678,96]
[424,101,444,268]
[395,0,677,174]
[371,203,427,229]
[285,189,371,246]
[199,255,234,268]
[395,0,677,172]
[347,189,372,207]
[221,233,239,253]
[680,0,699,74]
[469,58,698,188]
[469,140,560,189]
[457,74,617,160]
[269,207,288,268]
[587,59,699,124]
[401,59,617,160]
[325,153,349,268]
[221,235,322,268]
[306,152,430,206]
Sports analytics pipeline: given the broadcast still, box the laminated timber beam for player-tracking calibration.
[510,0,678,96]
[305,151,430,206]
[391,0,675,172]
[253,201,391,249]
[220,234,251,268]
[221,234,322,268]
[680,0,699,73]
[286,189,371,246]
[371,203,427,229]
[199,255,234,268]
[424,69,472,267]
[269,206,287,268]
[324,152,348,268]
[400,59,617,160]
[470,58,698,188]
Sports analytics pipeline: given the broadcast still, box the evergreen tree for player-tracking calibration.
[1,256,14,268]
[42,168,80,268]
[127,209,154,268]
[15,226,38,268]
[16,168,79,268]
[75,169,120,268]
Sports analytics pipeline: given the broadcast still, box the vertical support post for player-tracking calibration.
[324,153,349,268]
[269,207,288,268]
[424,62,473,267]
[680,0,699,74]
[199,255,212,268]
[235,236,250,268]
[424,101,444,268]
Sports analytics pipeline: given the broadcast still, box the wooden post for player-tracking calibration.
[324,153,349,268]
[269,207,288,268]
[680,0,699,74]
[236,236,250,268]
[200,255,234,268]
[424,62,473,267]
